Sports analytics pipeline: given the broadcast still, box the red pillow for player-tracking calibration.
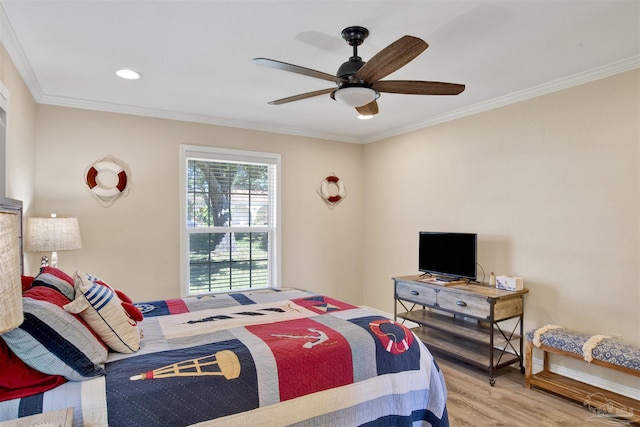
[0,337,67,402]
[21,275,34,293]
[115,289,144,322]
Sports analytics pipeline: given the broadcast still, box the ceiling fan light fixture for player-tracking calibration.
[333,87,378,108]
[357,114,374,120]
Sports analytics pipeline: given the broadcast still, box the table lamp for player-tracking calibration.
[0,211,23,333]
[25,213,82,268]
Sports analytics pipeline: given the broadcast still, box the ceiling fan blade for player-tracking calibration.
[356,36,428,83]
[268,88,335,105]
[253,58,346,84]
[356,101,379,116]
[373,80,465,95]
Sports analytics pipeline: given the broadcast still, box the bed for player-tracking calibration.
[0,197,449,427]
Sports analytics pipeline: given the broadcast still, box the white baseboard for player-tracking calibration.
[361,306,639,400]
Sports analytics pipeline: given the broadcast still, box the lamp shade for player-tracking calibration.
[0,212,23,333]
[25,216,82,253]
[333,87,378,108]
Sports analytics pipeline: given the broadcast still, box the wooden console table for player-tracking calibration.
[393,275,529,385]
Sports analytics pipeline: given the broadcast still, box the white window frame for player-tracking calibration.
[179,144,281,296]
[0,80,9,198]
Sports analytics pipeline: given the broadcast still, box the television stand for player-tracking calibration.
[394,275,529,386]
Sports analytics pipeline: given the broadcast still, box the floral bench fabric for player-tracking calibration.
[526,326,640,371]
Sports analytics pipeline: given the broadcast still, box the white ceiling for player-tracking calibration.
[0,1,638,143]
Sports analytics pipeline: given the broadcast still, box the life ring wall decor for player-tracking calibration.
[318,174,346,209]
[84,155,130,207]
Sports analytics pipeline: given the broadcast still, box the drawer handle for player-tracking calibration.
[411,290,419,296]
[456,300,467,307]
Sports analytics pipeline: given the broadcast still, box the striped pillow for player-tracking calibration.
[64,271,141,353]
[1,286,108,381]
[31,266,75,300]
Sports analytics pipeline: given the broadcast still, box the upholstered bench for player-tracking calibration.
[525,325,639,423]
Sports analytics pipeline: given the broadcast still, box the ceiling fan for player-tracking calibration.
[253,26,465,117]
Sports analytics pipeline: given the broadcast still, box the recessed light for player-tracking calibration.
[116,69,142,80]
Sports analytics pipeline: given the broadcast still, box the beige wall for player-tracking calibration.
[33,106,363,304]
[363,69,639,342]
[363,69,639,390]
[0,43,36,213]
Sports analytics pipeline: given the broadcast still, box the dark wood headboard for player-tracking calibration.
[0,196,24,275]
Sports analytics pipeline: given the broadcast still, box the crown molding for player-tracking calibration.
[0,5,43,101]
[364,55,640,144]
[38,93,363,144]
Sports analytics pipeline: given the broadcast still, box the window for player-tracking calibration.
[180,145,280,295]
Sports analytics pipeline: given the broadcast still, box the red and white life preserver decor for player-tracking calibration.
[84,156,129,207]
[318,174,346,209]
[369,319,414,355]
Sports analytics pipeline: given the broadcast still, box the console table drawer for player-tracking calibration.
[436,291,489,319]
[396,281,437,306]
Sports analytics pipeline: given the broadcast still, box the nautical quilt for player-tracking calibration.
[0,289,449,427]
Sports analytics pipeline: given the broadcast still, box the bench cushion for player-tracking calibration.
[591,338,640,371]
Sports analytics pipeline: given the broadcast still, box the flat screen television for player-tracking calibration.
[419,232,477,281]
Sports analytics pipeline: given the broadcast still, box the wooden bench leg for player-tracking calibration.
[543,348,550,372]
[524,340,533,388]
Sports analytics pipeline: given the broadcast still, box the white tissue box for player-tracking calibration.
[495,275,523,291]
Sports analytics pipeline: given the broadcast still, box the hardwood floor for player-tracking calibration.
[437,355,638,426]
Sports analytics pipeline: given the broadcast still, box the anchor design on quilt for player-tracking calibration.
[271,328,330,349]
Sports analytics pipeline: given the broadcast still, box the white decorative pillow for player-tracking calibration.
[64,271,141,353]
